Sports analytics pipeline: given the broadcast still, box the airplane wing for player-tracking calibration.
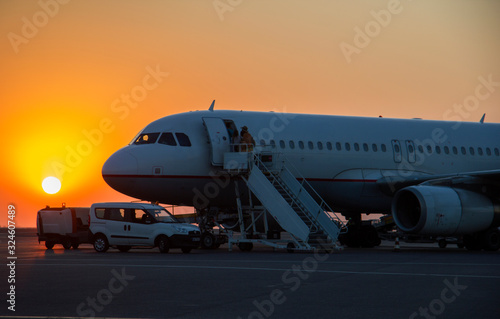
[377,169,500,195]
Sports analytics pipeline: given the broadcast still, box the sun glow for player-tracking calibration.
[42,176,61,194]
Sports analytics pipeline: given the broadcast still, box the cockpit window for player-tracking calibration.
[133,133,160,145]
[175,133,192,147]
[159,133,177,146]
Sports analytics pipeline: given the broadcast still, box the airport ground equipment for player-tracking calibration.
[88,202,201,253]
[37,206,90,249]
[220,149,346,252]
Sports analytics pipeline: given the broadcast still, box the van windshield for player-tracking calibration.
[147,208,178,223]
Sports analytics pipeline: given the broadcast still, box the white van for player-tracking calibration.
[89,202,200,253]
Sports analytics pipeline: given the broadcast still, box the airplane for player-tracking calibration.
[102,102,500,251]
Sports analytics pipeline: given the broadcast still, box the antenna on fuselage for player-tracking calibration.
[479,113,486,123]
[209,100,215,112]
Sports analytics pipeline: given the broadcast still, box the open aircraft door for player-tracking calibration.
[202,117,230,166]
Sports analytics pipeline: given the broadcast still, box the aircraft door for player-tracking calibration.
[202,117,231,166]
[405,140,416,163]
[391,140,402,163]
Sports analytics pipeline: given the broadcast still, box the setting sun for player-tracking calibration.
[42,176,61,194]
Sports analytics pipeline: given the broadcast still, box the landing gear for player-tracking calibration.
[197,209,229,249]
[481,228,500,251]
[339,214,381,248]
[438,239,447,249]
[201,232,217,249]
[463,228,500,251]
[238,242,253,252]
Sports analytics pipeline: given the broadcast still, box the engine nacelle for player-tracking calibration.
[392,186,495,235]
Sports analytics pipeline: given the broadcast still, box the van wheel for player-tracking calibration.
[157,236,170,253]
[93,234,109,253]
[62,238,72,250]
[117,245,131,252]
[181,247,192,254]
[45,241,55,249]
[72,242,80,249]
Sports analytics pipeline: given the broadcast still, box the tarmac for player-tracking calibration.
[0,230,499,319]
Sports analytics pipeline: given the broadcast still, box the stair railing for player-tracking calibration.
[252,152,320,235]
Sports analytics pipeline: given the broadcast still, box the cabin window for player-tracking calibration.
[435,146,441,154]
[363,143,369,152]
[381,144,387,152]
[418,145,424,153]
[159,133,177,146]
[372,144,378,152]
[134,133,160,145]
[461,147,467,155]
[326,142,333,151]
[469,147,475,156]
[444,146,450,154]
[299,141,305,149]
[453,146,458,155]
[270,140,276,148]
[289,141,295,149]
[336,142,342,151]
[354,143,360,151]
[495,148,500,156]
[345,143,351,151]
[478,147,483,156]
[175,133,191,147]
[260,139,266,146]
[308,141,314,150]
[317,142,323,150]
[426,145,432,154]
[486,147,492,156]
[280,140,286,149]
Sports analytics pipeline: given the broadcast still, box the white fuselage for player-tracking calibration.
[102,110,500,214]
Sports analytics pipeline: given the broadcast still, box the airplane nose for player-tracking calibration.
[102,148,138,177]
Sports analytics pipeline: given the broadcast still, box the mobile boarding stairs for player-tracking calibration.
[222,149,346,252]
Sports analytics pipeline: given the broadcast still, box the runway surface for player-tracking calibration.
[1,230,499,319]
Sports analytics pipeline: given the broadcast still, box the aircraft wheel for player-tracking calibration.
[238,242,253,252]
[157,236,170,253]
[438,239,447,249]
[287,242,295,253]
[45,241,55,249]
[93,234,109,253]
[361,225,380,248]
[482,228,500,251]
[463,234,482,251]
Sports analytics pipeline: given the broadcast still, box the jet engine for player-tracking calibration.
[392,186,497,235]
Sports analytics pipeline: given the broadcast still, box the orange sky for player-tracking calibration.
[1,0,499,227]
